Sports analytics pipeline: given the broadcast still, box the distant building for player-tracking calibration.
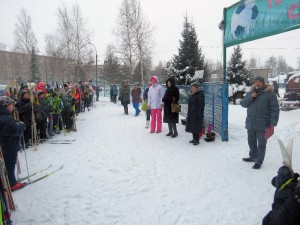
[0,50,100,84]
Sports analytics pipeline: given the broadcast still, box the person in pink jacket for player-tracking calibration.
[147,76,164,133]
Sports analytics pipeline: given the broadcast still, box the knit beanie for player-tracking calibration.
[20,90,29,98]
[0,96,14,107]
[254,76,265,83]
[190,81,201,88]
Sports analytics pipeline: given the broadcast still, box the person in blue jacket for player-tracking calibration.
[240,76,280,169]
[0,96,26,191]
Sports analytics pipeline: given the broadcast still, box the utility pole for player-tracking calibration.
[45,60,48,84]
[88,42,98,86]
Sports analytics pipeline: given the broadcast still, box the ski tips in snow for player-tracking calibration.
[47,139,76,144]
[278,139,293,171]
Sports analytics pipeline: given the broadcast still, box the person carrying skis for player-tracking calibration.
[0,96,26,191]
[262,166,300,225]
[62,89,75,132]
[15,90,35,148]
[36,90,51,140]
[51,88,63,134]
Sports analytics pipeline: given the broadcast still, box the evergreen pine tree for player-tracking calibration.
[227,45,251,86]
[30,47,40,82]
[170,15,206,85]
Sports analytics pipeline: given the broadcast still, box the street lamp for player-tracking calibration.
[88,42,98,86]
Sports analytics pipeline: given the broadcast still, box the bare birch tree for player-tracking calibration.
[114,0,136,80]
[13,8,38,54]
[130,0,154,84]
[114,0,154,84]
[57,3,92,82]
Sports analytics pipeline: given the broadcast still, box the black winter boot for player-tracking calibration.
[166,131,173,136]
[171,124,178,138]
[193,133,199,145]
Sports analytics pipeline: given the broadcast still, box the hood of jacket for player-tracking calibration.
[249,83,274,94]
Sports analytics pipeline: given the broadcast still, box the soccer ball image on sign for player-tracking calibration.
[230,0,258,39]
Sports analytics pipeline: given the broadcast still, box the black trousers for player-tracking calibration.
[4,151,18,186]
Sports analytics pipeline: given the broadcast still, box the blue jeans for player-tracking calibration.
[133,103,141,116]
[247,129,267,164]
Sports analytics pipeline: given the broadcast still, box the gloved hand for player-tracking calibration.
[18,121,26,131]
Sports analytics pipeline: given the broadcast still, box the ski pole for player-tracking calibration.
[21,135,30,183]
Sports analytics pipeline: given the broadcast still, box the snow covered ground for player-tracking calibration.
[11,96,300,225]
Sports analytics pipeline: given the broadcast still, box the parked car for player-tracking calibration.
[286,72,300,93]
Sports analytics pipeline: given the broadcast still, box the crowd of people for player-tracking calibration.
[114,75,300,224]
[0,75,299,224]
[0,80,97,191]
[116,76,205,145]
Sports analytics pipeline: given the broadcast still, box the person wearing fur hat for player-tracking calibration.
[148,76,164,133]
[162,77,180,138]
[0,96,26,191]
[262,166,300,225]
[240,75,280,169]
[186,82,205,145]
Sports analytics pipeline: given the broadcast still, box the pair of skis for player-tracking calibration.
[15,164,64,190]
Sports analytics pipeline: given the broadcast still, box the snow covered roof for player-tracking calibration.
[289,72,300,81]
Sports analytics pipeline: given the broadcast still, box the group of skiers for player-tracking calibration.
[0,80,96,192]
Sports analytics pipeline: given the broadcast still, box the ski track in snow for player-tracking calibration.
[11,98,300,225]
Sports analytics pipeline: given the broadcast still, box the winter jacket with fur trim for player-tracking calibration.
[240,84,279,131]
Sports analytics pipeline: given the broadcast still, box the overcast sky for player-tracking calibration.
[1,0,300,69]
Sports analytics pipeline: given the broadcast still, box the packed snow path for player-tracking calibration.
[12,98,300,225]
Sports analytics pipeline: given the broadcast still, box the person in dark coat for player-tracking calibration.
[262,166,300,225]
[112,84,118,104]
[36,91,50,140]
[186,82,205,145]
[162,77,180,138]
[95,85,100,101]
[272,81,280,98]
[119,80,130,115]
[15,90,34,148]
[240,76,280,169]
[0,96,26,190]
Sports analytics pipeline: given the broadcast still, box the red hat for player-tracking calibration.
[151,76,158,82]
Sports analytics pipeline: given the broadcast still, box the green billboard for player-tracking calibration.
[224,0,300,47]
